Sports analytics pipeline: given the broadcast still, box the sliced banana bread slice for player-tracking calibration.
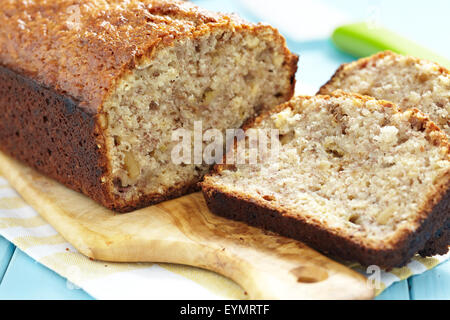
[202,92,450,268]
[319,51,450,257]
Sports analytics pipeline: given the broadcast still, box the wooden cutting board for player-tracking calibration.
[0,151,373,299]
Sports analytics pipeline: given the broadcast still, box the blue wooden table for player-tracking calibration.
[0,0,449,300]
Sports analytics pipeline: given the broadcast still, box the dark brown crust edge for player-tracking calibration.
[201,93,450,269]
[202,183,449,269]
[419,225,449,256]
[0,65,113,207]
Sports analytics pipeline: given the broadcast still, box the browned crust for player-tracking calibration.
[202,93,450,268]
[419,226,449,256]
[0,0,237,112]
[202,183,449,269]
[0,0,297,114]
[109,179,202,213]
[0,65,111,207]
[283,51,299,103]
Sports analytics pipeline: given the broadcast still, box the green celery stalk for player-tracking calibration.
[332,22,450,68]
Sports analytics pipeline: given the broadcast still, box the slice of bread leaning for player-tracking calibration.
[202,92,450,268]
[319,51,450,257]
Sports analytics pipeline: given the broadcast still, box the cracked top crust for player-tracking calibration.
[0,0,263,112]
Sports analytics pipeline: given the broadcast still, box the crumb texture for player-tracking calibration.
[104,28,294,202]
[320,51,450,136]
[204,93,450,249]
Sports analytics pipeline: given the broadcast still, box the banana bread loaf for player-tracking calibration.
[0,0,298,212]
[202,92,450,268]
[318,51,449,257]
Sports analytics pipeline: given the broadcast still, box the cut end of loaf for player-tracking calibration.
[100,26,297,211]
[202,92,450,268]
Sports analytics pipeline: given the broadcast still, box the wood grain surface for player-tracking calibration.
[0,151,374,299]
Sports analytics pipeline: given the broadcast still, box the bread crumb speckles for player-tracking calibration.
[320,51,450,137]
[204,93,450,244]
[375,126,399,147]
[102,27,296,202]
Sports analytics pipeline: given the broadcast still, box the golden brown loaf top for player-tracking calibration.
[0,0,281,112]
